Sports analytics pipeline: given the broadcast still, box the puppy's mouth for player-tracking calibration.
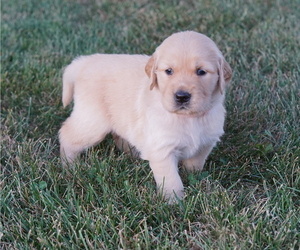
[172,105,207,117]
[178,104,189,110]
[164,91,209,117]
[172,95,198,116]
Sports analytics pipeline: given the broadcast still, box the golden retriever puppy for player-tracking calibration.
[59,31,232,202]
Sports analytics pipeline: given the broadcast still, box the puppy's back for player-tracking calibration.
[62,54,149,107]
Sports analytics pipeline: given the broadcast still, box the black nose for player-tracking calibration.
[175,90,191,104]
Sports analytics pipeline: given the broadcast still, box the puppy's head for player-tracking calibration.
[145,31,232,116]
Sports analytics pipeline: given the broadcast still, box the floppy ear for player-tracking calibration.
[145,54,158,90]
[218,57,232,94]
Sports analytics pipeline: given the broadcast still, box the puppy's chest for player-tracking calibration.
[146,116,218,160]
[172,121,209,159]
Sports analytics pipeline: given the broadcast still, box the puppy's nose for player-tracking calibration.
[175,90,191,104]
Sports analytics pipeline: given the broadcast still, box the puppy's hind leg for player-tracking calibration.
[112,133,140,158]
[59,110,111,165]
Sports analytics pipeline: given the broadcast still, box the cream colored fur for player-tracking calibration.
[59,31,232,203]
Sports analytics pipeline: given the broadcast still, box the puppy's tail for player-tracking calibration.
[62,57,82,107]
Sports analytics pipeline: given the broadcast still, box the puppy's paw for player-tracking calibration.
[157,184,184,204]
[165,189,185,204]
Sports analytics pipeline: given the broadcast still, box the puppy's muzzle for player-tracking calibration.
[175,90,191,106]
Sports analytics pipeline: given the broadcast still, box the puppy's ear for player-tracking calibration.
[145,54,158,90]
[218,57,232,94]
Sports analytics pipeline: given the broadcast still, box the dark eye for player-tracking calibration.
[196,68,206,76]
[165,68,173,75]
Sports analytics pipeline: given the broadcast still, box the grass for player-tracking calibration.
[1,0,299,249]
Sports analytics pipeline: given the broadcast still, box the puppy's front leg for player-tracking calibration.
[149,157,184,203]
[183,144,215,171]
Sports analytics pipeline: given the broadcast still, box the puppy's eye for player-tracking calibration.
[196,68,206,76]
[165,68,173,75]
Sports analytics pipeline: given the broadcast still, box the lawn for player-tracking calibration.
[1,0,299,249]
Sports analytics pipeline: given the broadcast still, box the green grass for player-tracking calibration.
[1,0,299,249]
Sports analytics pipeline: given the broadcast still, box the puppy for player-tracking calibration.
[59,31,232,202]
